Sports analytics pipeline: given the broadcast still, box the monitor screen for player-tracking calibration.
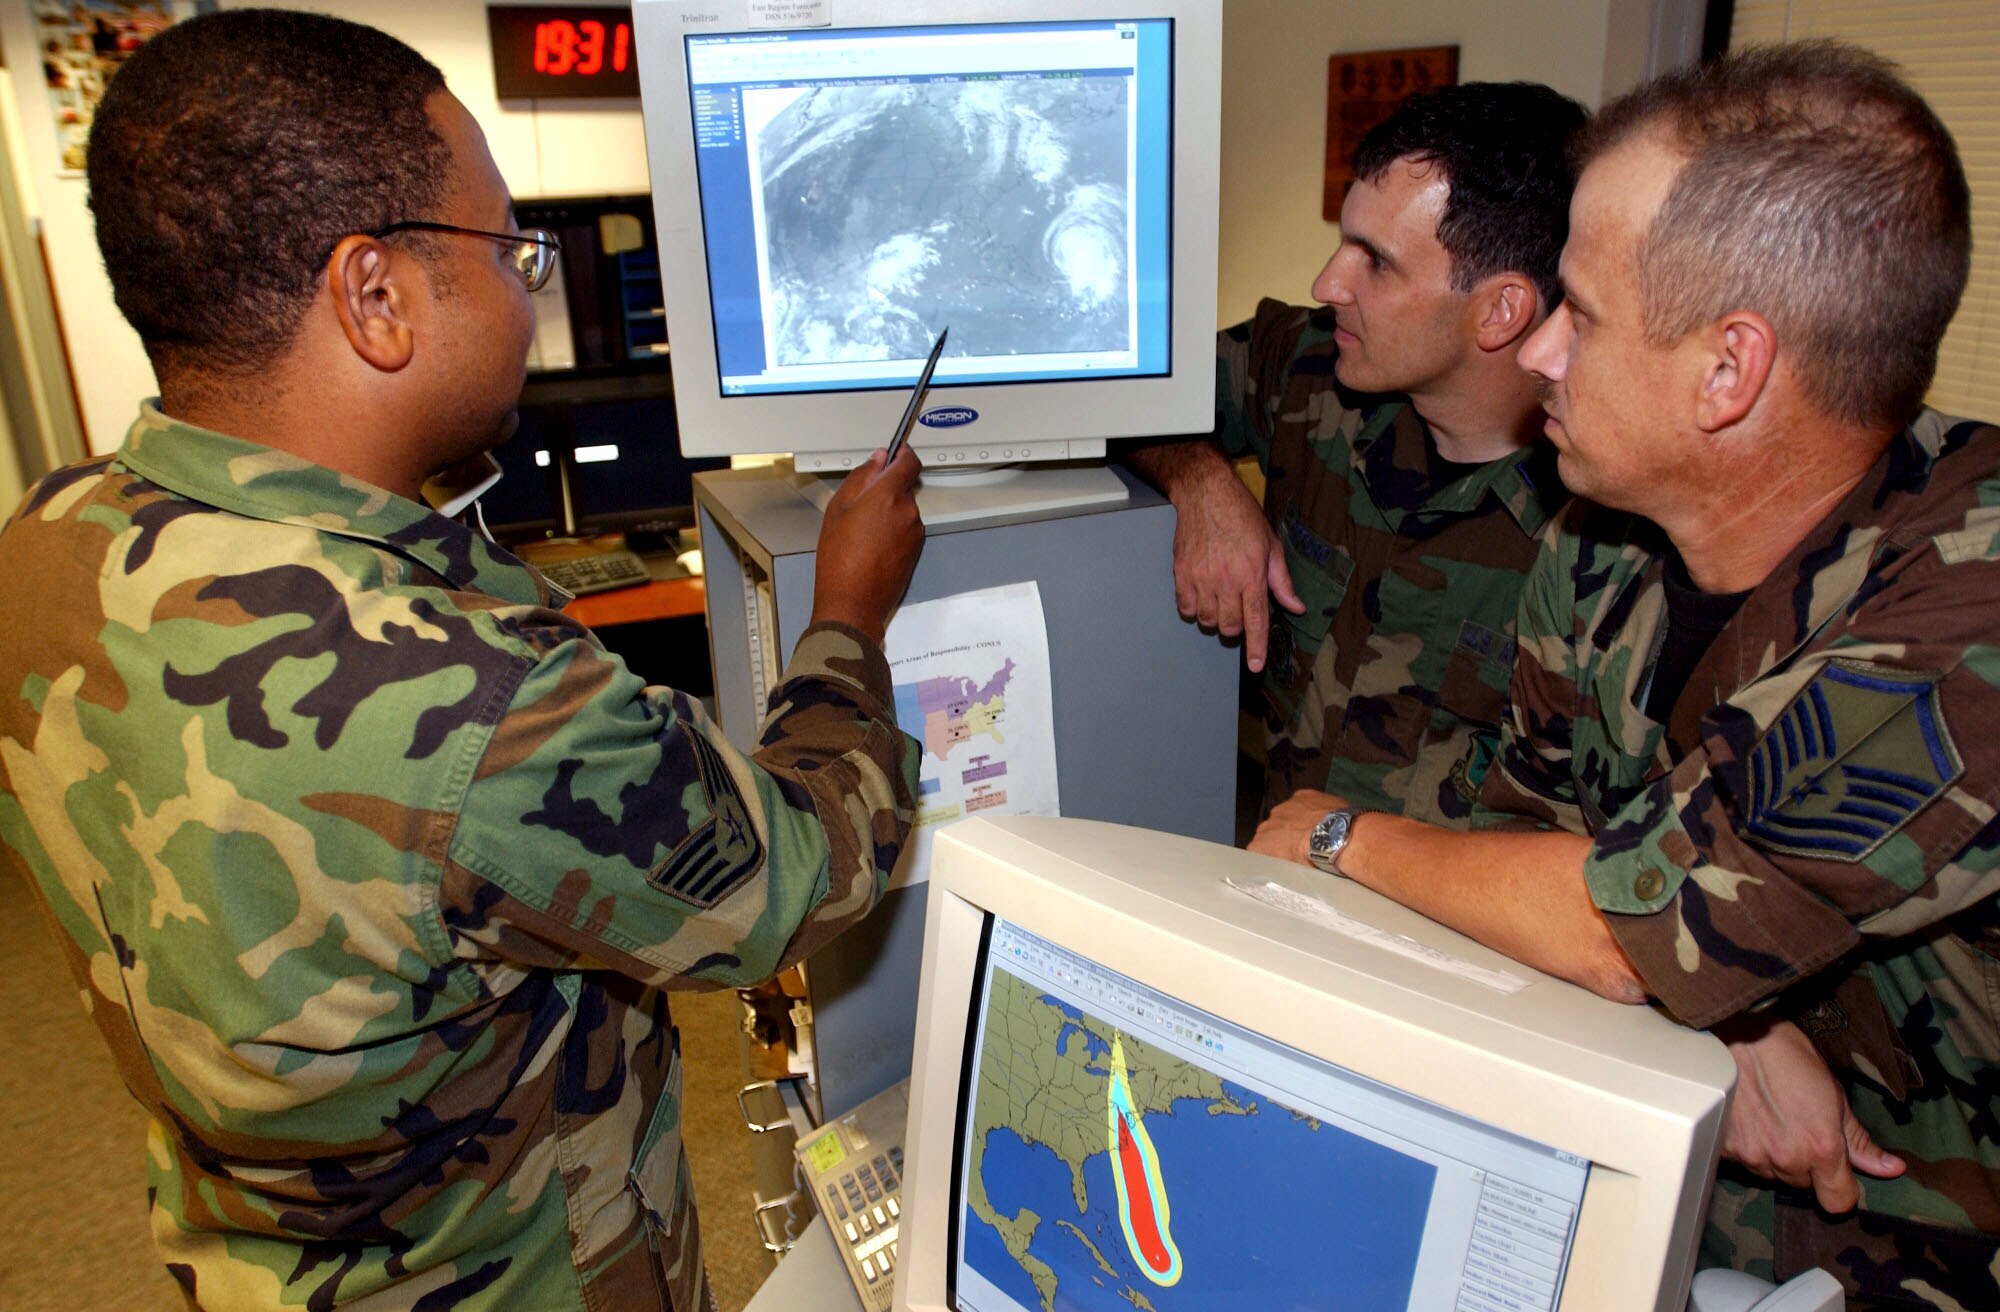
[685,19,1172,397]
[896,817,1737,1312]
[953,917,1589,1312]
[634,0,1221,469]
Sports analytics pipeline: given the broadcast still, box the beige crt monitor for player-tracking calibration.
[633,0,1222,474]
[896,817,1736,1312]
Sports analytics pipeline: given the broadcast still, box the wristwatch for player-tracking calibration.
[1306,808,1368,875]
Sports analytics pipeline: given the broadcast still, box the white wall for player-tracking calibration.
[2,0,1653,453]
[1218,0,1649,323]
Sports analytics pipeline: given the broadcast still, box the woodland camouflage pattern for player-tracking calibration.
[0,406,920,1310]
[1481,410,2000,1308]
[1215,299,1566,825]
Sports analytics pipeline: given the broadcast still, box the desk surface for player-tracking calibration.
[565,573,704,628]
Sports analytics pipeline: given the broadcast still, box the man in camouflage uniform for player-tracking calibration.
[1129,83,1584,827]
[0,13,923,1310]
[1254,44,1998,1308]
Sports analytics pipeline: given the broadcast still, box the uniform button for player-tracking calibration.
[1633,868,1666,900]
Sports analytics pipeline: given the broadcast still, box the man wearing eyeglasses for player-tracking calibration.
[0,11,923,1312]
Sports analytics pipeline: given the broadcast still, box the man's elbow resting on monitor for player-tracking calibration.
[1338,810,1650,1005]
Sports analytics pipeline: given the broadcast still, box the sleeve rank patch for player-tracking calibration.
[649,726,765,907]
[1742,659,1962,863]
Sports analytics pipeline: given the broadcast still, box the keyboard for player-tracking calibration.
[534,547,652,596]
[793,1078,907,1312]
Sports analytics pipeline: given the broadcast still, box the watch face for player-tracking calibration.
[1308,811,1349,872]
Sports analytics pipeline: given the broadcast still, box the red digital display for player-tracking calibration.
[489,6,641,99]
[532,18,631,78]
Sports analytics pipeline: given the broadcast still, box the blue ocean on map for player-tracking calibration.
[965,1080,1436,1310]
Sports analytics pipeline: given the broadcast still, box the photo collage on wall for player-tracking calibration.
[38,1,183,174]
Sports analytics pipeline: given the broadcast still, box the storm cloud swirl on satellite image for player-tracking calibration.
[751,77,1133,367]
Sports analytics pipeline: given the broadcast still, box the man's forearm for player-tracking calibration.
[1124,436,1238,506]
[1340,813,1645,1003]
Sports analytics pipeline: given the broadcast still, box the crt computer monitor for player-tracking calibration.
[897,817,1737,1312]
[632,0,1221,476]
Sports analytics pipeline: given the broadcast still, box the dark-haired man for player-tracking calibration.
[1130,82,1584,829]
[0,11,922,1311]
[1255,43,2000,1306]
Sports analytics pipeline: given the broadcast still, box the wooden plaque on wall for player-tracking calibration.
[1323,45,1459,220]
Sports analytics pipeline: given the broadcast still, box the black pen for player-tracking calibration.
[885,326,948,462]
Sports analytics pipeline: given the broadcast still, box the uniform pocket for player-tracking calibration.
[1407,621,1516,824]
[1265,513,1354,721]
[1432,619,1515,723]
[628,1041,687,1238]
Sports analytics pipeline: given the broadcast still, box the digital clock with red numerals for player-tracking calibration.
[488,6,640,99]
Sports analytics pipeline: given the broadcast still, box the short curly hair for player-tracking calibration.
[1352,82,1588,310]
[87,9,450,381]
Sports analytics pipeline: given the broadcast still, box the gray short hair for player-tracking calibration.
[1580,41,1969,430]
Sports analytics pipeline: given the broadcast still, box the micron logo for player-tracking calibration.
[919,407,980,428]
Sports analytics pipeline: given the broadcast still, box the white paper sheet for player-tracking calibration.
[885,581,1059,887]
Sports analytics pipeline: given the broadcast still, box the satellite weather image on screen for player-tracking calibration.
[749,75,1134,367]
[957,955,1438,1311]
[684,19,1174,395]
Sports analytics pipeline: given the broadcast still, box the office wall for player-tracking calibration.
[0,384,20,514]
[1218,0,1649,323]
[1,0,1650,453]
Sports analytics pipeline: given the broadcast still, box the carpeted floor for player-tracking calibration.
[0,869,775,1311]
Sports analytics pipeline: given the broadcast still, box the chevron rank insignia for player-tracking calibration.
[650,725,763,907]
[1742,659,1962,862]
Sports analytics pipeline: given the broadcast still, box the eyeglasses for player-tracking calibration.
[366,221,563,292]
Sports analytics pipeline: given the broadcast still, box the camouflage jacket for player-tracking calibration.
[1217,298,1566,825]
[1482,411,2000,1307]
[0,407,919,1311]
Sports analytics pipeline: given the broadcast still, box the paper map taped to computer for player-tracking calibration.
[885,581,1059,887]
